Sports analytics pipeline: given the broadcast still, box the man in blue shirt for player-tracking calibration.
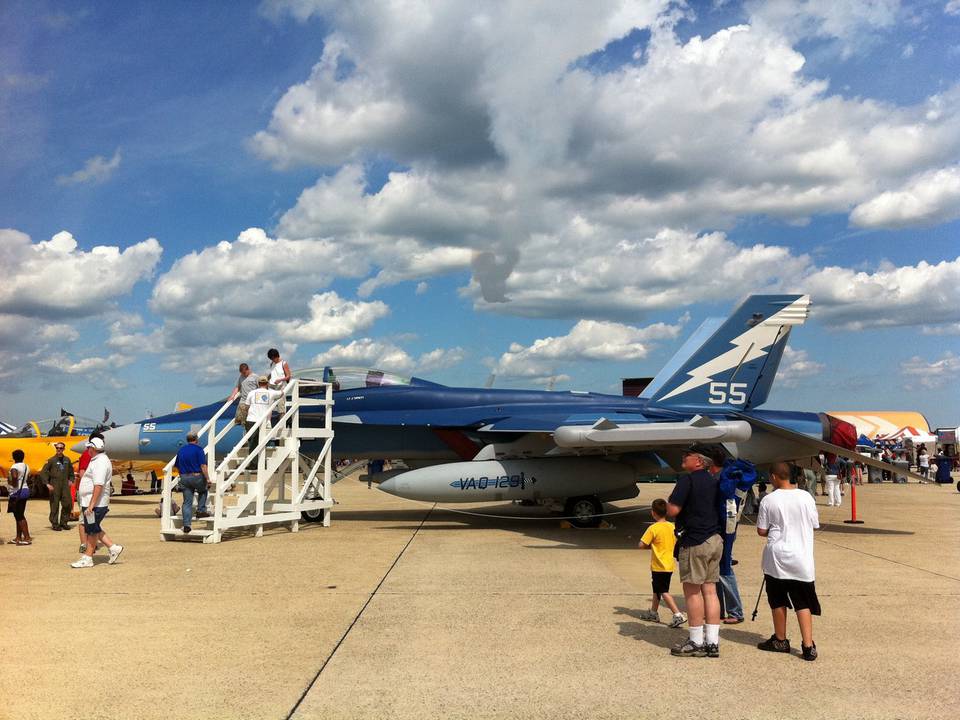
[174,432,209,534]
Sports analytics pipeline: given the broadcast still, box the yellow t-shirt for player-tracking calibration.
[640,519,677,572]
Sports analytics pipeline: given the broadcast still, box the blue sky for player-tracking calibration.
[1,0,958,429]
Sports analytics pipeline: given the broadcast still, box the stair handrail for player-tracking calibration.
[160,394,237,532]
[214,378,330,495]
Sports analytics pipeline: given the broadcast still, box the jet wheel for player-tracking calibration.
[564,495,603,528]
[301,504,324,523]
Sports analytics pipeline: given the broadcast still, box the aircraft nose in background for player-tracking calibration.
[101,423,142,459]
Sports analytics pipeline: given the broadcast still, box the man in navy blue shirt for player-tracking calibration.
[174,432,209,534]
[667,446,723,658]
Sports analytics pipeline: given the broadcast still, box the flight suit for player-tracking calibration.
[39,454,74,528]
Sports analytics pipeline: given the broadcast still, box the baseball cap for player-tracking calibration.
[257,375,269,383]
[86,437,105,450]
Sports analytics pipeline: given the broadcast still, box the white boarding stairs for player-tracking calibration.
[159,378,334,543]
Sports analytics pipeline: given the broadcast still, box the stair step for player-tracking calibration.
[161,528,213,537]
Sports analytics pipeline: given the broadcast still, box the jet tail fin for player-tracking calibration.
[646,295,810,411]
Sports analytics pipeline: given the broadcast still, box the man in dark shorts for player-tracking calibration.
[756,462,821,661]
[667,446,723,658]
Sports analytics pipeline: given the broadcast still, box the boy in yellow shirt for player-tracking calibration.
[638,498,687,627]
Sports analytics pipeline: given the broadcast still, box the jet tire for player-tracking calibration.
[301,508,324,523]
[564,495,603,528]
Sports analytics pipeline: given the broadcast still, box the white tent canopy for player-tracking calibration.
[877,426,937,445]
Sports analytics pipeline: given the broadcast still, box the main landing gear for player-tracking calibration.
[563,495,603,528]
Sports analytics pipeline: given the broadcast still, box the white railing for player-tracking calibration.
[160,378,334,542]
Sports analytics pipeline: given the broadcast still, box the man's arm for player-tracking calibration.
[756,527,769,537]
[666,502,682,519]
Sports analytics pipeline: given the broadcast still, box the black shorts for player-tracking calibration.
[765,574,821,615]
[7,495,27,521]
[651,571,673,596]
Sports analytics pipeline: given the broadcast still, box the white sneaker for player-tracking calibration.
[108,544,124,564]
[71,555,94,568]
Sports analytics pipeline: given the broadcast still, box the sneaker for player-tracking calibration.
[638,610,660,622]
[70,555,93,569]
[52,525,62,531]
[196,511,211,519]
[108,544,124,565]
[671,639,706,657]
[757,635,791,653]
[182,526,191,534]
[705,643,720,658]
[668,612,687,628]
[79,544,86,554]
[801,643,818,661]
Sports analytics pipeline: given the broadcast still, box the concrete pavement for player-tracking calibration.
[1,477,957,719]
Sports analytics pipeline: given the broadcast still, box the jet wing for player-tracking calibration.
[735,412,931,483]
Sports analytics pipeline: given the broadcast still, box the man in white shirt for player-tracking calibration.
[756,462,820,660]
[71,437,123,568]
[244,376,284,453]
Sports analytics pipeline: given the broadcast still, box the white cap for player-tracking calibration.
[86,437,105,450]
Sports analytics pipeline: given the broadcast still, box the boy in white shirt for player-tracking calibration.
[756,462,820,661]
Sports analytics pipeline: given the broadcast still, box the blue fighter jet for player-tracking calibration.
[101,295,872,522]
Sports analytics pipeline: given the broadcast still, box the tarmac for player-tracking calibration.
[2,474,958,720]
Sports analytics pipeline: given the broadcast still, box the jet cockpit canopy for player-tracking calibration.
[294,367,415,392]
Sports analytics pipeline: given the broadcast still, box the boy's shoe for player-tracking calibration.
[668,612,687,628]
[108,544,124,564]
[70,555,93,568]
[757,635,791,653]
[638,610,660,622]
[801,643,818,661]
[704,643,720,658]
[671,639,706,657]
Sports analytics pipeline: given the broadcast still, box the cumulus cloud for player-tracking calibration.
[277,292,389,342]
[776,347,826,387]
[946,1,960,17]
[900,351,960,389]
[492,314,687,382]
[254,4,960,320]
[56,149,122,186]
[150,228,368,337]
[850,166,960,228]
[466,229,810,318]
[801,256,960,329]
[0,229,161,317]
[310,338,464,374]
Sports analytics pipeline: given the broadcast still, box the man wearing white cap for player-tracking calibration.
[71,437,123,568]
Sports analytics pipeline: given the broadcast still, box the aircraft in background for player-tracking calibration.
[97,294,919,523]
[0,414,101,481]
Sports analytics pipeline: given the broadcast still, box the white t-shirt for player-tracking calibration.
[7,462,29,493]
[757,488,819,582]
[78,453,112,508]
[919,454,929,468]
[269,360,288,388]
[245,388,283,424]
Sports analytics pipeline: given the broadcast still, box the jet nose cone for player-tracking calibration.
[70,440,86,454]
[101,423,143,460]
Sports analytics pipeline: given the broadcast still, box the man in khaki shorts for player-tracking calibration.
[667,446,723,658]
